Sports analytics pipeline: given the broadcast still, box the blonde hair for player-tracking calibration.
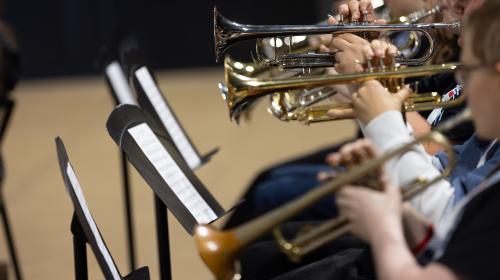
[464,0,500,64]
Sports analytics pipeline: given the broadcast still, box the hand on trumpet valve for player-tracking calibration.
[337,173,403,243]
[351,80,412,125]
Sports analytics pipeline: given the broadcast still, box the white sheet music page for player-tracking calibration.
[128,123,217,224]
[105,61,138,106]
[134,66,202,170]
[65,163,121,280]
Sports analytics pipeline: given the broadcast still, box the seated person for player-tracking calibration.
[224,0,474,229]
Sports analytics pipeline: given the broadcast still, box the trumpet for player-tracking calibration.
[222,56,460,122]
[195,108,471,280]
[214,6,460,67]
[254,4,442,69]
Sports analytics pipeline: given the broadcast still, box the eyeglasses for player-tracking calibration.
[454,63,496,85]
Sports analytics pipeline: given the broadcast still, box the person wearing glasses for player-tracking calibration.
[329,2,500,279]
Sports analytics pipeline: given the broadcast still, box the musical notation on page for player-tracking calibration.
[134,67,202,170]
[65,163,121,280]
[128,123,217,224]
[105,61,138,106]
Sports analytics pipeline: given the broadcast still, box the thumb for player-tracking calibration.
[327,108,355,120]
[328,14,337,25]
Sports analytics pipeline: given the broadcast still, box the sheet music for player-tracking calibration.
[65,163,121,280]
[134,67,202,170]
[105,61,138,106]
[128,123,217,224]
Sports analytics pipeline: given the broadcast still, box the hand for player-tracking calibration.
[328,33,369,74]
[329,0,387,23]
[318,139,379,181]
[337,175,403,243]
[327,138,379,169]
[351,80,412,125]
[322,37,398,75]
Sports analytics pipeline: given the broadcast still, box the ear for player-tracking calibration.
[496,62,500,74]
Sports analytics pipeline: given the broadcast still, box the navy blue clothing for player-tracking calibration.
[434,136,500,205]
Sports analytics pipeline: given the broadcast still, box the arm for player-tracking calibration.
[406,112,445,155]
[354,81,454,223]
[337,182,461,280]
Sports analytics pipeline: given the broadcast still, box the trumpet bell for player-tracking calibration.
[195,225,242,280]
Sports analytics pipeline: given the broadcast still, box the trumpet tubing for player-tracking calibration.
[223,56,458,121]
[278,92,465,125]
[255,4,443,69]
[214,6,460,66]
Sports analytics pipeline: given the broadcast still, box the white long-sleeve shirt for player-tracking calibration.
[360,111,455,223]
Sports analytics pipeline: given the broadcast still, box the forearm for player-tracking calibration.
[371,226,458,280]
[371,226,423,280]
[401,203,432,249]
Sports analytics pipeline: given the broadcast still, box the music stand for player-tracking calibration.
[55,137,150,280]
[130,65,218,170]
[0,96,21,280]
[107,105,227,280]
[104,60,138,271]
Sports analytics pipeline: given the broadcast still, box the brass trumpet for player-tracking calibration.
[222,56,460,122]
[214,6,460,66]
[194,108,471,280]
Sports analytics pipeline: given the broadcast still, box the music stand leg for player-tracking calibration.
[154,196,171,280]
[121,151,136,271]
[0,193,22,280]
[71,215,88,280]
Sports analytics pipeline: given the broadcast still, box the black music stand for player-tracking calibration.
[103,59,138,272]
[56,137,150,280]
[0,17,21,280]
[107,105,227,280]
[0,96,21,280]
[129,65,218,170]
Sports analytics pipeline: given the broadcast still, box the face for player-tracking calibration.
[439,0,483,23]
[460,30,500,139]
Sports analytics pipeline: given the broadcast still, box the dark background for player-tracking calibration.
[5,0,335,79]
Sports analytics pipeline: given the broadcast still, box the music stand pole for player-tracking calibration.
[120,151,136,271]
[0,98,21,280]
[154,196,171,280]
[71,214,88,280]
